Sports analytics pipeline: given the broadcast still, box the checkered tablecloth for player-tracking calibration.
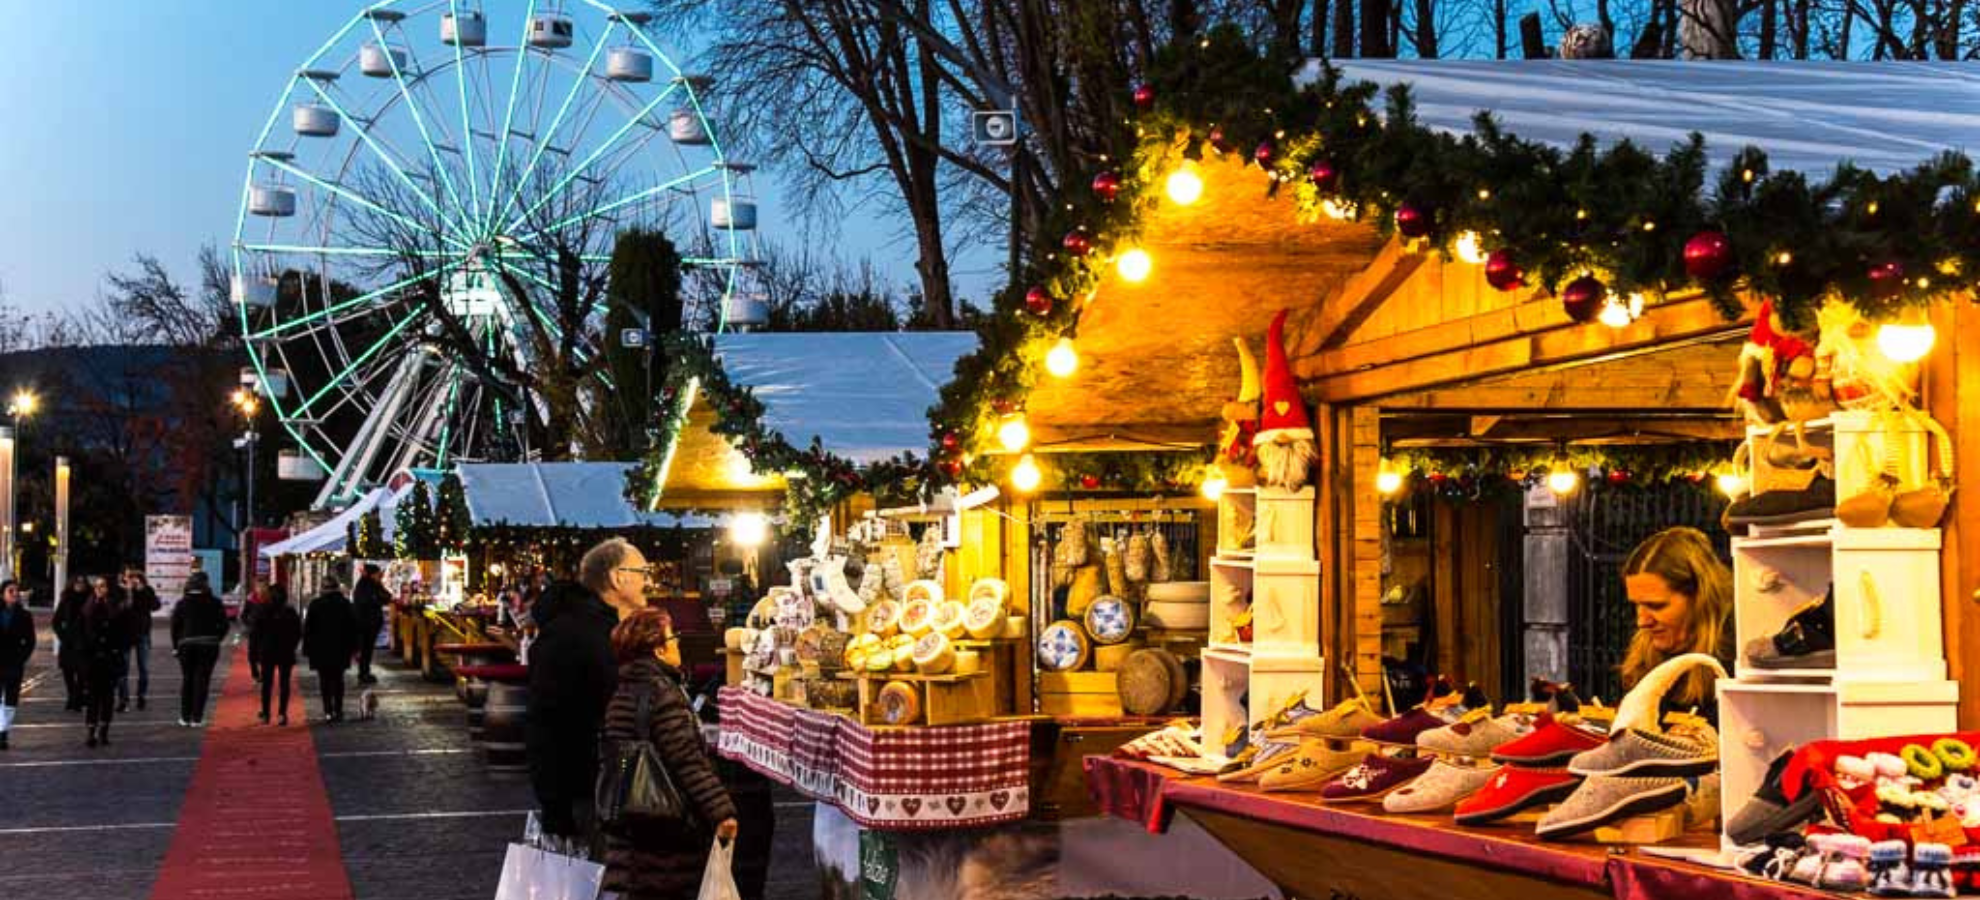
[715,686,1031,830]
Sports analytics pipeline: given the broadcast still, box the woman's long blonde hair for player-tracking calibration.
[1618,527,1732,707]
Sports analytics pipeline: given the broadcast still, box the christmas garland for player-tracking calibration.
[987,449,1214,494]
[1386,442,1735,497]
[621,332,933,529]
[928,26,1978,478]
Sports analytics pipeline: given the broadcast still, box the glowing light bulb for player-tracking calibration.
[997,415,1031,452]
[1548,468,1579,496]
[1045,339,1079,378]
[1165,168,1204,205]
[1452,231,1488,265]
[1115,247,1153,283]
[1597,297,1634,329]
[1200,469,1229,501]
[1011,454,1043,493]
[1877,317,1936,364]
[1376,470,1404,495]
[1716,472,1746,497]
[1320,199,1354,221]
[730,512,769,549]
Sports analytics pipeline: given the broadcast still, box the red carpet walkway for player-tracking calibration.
[148,645,354,900]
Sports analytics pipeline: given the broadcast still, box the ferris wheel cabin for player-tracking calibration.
[359,42,409,78]
[230,275,278,309]
[293,103,340,137]
[606,47,653,82]
[528,14,575,48]
[249,184,297,217]
[443,268,503,319]
[441,11,488,47]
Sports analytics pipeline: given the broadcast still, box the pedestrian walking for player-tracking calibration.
[527,538,644,844]
[52,576,87,711]
[169,572,230,727]
[351,563,390,686]
[302,576,357,723]
[243,576,270,682]
[81,577,131,747]
[0,580,36,750]
[252,584,302,725]
[599,608,737,900]
[117,570,160,712]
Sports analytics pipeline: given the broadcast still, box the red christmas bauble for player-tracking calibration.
[1867,260,1905,298]
[1307,160,1340,193]
[1023,286,1054,316]
[990,398,1018,416]
[1395,203,1433,239]
[1131,83,1155,110]
[1091,171,1122,202]
[1484,251,1526,292]
[1062,231,1092,257]
[1207,127,1229,153]
[1253,141,1274,164]
[1607,469,1632,485]
[1561,275,1607,323]
[939,459,965,479]
[1079,474,1101,490]
[1427,471,1449,484]
[1682,230,1734,281]
[939,432,960,452]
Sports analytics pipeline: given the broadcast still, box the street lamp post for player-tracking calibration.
[1,390,38,583]
[231,389,260,536]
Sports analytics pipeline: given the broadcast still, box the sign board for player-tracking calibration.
[858,830,898,900]
[144,515,194,609]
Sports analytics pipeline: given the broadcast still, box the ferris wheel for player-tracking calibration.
[234,1,762,509]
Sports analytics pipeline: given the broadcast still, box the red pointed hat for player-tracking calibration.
[1253,309,1313,445]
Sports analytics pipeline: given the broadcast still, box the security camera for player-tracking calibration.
[972,109,1018,147]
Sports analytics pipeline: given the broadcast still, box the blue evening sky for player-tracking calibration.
[0,3,991,319]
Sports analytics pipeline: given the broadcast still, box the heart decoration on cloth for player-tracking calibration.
[946,796,967,816]
[903,798,921,816]
[868,798,882,815]
[990,791,1011,810]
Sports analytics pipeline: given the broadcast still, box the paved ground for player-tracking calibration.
[0,619,821,900]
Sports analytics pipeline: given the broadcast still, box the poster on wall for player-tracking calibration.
[145,515,194,609]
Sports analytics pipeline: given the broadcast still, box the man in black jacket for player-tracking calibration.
[350,564,390,686]
[527,537,650,842]
[168,572,230,726]
[117,570,160,712]
[302,577,359,723]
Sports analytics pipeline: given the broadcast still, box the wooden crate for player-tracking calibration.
[1039,670,1123,718]
[1031,721,1162,820]
[840,671,996,727]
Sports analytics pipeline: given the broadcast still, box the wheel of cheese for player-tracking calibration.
[887,634,917,673]
[964,595,1005,640]
[911,632,956,674]
[1155,648,1189,711]
[899,597,938,637]
[866,600,902,638]
[1094,640,1144,672]
[968,578,1010,609]
[877,680,921,726]
[1037,620,1091,672]
[903,579,945,605]
[1143,581,1210,604]
[1083,595,1135,646]
[843,633,881,671]
[932,601,969,640]
[952,649,982,676]
[1118,649,1178,716]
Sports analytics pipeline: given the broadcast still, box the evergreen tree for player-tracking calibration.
[395,481,437,560]
[436,474,472,551]
[356,508,385,559]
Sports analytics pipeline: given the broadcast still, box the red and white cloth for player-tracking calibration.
[715,686,1030,830]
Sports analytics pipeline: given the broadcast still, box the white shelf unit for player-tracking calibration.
[1201,486,1326,749]
[1742,411,1934,519]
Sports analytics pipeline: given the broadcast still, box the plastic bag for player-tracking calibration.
[697,837,741,900]
[494,842,604,900]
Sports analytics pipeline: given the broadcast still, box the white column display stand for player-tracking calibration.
[1201,487,1326,754]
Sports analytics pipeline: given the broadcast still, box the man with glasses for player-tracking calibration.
[526,537,651,849]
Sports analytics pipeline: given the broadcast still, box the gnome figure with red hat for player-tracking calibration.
[1253,309,1317,490]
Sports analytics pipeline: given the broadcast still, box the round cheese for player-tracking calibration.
[1084,595,1135,645]
[866,600,902,637]
[968,578,1010,610]
[911,632,956,674]
[1118,649,1177,716]
[903,579,945,605]
[932,601,968,640]
[952,649,982,676]
[1143,581,1210,604]
[877,680,921,726]
[843,633,881,671]
[899,597,938,637]
[1037,620,1091,672]
[1095,641,1143,672]
[887,634,917,672]
[964,595,1005,640]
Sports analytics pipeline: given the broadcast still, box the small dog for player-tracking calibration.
[357,689,379,721]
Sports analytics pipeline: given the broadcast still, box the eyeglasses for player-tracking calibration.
[616,564,659,578]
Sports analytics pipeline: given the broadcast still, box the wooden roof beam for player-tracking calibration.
[1287,237,1425,357]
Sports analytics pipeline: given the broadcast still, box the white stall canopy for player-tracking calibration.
[712,332,979,465]
[458,462,721,529]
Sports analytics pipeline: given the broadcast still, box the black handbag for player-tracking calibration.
[594,682,702,838]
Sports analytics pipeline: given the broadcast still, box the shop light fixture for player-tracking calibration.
[997,414,1032,452]
[1011,454,1043,493]
[1716,471,1746,497]
[1115,247,1153,283]
[1376,468,1404,495]
[1165,166,1204,205]
[1547,467,1579,496]
[1200,468,1229,501]
[730,511,769,548]
[1045,339,1079,378]
[1452,231,1488,265]
[1876,308,1936,363]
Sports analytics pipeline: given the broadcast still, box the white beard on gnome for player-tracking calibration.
[1256,430,1316,490]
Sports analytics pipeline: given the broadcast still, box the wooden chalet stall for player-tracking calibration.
[1057,59,1980,900]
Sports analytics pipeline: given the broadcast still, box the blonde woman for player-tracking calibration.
[1618,527,1735,724]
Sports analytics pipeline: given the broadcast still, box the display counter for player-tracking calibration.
[716,686,1032,831]
[1084,756,1831,900]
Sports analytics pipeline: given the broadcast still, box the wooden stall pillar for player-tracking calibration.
[1928,301,1980,729]
[1350,406,1385,697]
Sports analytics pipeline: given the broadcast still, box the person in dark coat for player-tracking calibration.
[0,580,35,749]
[252,584,303,725]
[302,577,358,723]
[599,609,736,900]
[117,570,160,712]
[243,576,270,682]
[168,572,230,727]
[350,563,390,686]
[80,577,131,747]
[528,538,648,842]
[51,576,88,711]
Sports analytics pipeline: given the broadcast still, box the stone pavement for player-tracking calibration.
[0,618,821,900]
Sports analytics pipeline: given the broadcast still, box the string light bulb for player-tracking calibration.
[730,512,769,549]
[1452,231,1488,265]
[1165,166,1204,205]
[1011,454,1043,493]
[1115,247,1153,283]
[1597,297,1634,329]
[1045,338,1079,378]
[1547,467,1579,496]
[997,414,1031,452]
[1716,471,1746,497]
[1876,308,1936,363]
[1200,468,1229,501]
[1376,463,1404,495]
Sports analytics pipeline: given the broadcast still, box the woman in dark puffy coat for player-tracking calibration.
[600,609,736,900]
[0,580,35,749]
[52,576,88,711]
[252,585,303,725]
[80,577,131,748]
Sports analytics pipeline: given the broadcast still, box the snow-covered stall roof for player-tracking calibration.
[712,332,979,465]
[1321,60,1979,176]
[259,487,392,558]
[460,462,720,529]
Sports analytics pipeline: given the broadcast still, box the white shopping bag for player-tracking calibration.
[495,841,604,900]
[697,837,741,900]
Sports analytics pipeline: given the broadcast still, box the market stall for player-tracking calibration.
[913,43,1977,897]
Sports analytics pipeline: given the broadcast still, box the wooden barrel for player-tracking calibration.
[482,682,529,773]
